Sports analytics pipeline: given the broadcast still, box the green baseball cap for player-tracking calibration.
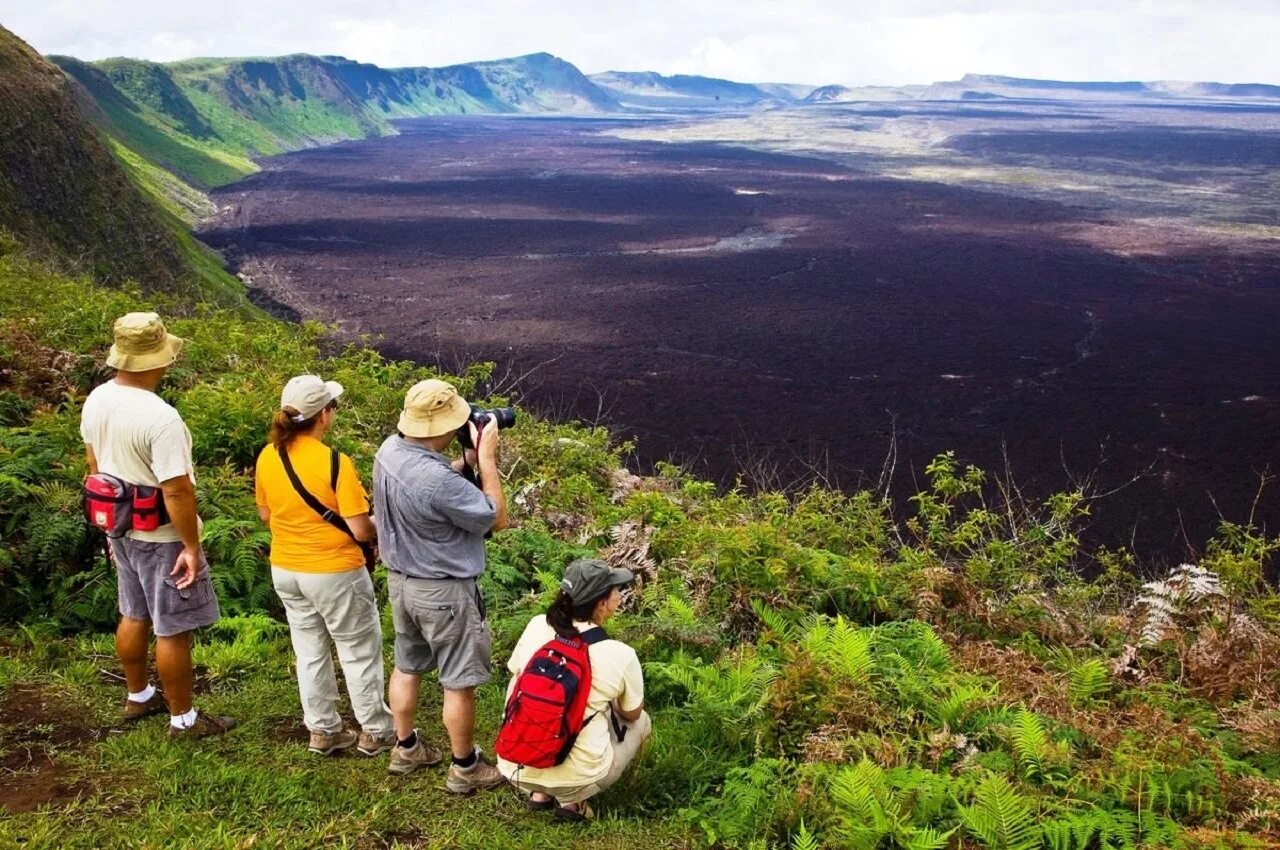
[560,558,634,606]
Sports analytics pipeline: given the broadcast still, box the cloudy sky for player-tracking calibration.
[5,1,1276,86]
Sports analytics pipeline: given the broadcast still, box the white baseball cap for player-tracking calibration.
[280,374,344,421]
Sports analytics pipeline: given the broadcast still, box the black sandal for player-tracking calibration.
[527,793,556,811]
[553,801,594,822]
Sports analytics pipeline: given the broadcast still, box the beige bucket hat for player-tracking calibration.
[280,374,344,421]
[105,312,184,372]
[398,379,471,438]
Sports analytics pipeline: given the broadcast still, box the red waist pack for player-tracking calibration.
[83,473,169,537]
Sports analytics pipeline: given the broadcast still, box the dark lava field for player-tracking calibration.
[202,112,1280,560]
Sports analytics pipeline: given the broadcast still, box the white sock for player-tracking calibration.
[170,708,198,730]
[127,684,157,703]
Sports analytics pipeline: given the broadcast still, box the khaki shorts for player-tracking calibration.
[388,572,492,689]
[111,537,220,637]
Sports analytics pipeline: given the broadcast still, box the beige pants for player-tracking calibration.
[272,567,394,737]
[511,711,653,805]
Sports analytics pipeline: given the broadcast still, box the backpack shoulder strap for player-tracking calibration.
[578,626,609,645]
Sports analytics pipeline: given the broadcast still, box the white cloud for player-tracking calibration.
[3,0,1277,85]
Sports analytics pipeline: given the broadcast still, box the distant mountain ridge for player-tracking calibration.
[51,50,619,194]
[933,73,1280,100]
[590,70,811,106]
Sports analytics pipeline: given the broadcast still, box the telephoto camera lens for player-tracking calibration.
[457,405,517,448]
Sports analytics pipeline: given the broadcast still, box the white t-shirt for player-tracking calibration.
[497,615,645,788]
[80,381,196,543]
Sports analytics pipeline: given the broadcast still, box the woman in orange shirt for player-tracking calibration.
[255,375,395,757]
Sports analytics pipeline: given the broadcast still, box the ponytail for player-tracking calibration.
[546,589,608,638]
[268,406,321,449]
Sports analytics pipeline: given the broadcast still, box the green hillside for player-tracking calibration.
[50,50,618,192]
[53,55,257,190]
[0,27,242,302]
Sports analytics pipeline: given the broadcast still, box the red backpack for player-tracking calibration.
[495,626,607,768]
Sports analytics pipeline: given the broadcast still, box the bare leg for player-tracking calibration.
[442,687,476,759]
[155,632,194,715]
[388,669,422,740]
[116,616,151,693]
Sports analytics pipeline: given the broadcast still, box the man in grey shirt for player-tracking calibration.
[374,379,508,794]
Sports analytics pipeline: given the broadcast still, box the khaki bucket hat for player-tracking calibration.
[105,312,184,372]
[398,379,471,438]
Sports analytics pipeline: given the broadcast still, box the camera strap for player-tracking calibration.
[277,444,357,539]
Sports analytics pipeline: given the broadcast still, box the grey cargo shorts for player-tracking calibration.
[110,537,220,637]
[388,572,492,690]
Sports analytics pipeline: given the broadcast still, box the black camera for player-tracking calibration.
[457,405,516,449]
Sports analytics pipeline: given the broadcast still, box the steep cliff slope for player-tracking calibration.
[0,26,238,298]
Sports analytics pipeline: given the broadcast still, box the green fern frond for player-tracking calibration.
[791,821,820,850]
[958,774,1040,850]
[1011,709,1049,782]
[800,615,832,657]
[660,592,698,627]
[832,760,892,850]
[931,683,995,730]
[750,597,796,642]
[901,826,957,850]
[1067,659,1110,705]
[829,617,874,684]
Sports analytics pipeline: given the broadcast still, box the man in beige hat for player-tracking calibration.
[80,312,235,738]
[373,378,508,793]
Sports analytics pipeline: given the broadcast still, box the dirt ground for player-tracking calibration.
[0,685,102,813]
[202,114,1280,560]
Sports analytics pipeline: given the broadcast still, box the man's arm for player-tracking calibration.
[85,444,98,475]
[256,505,271,524]
[159,474,203,589]
[473,419,508,532]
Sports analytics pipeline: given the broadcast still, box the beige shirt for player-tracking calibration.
[80,381,197,543]
[497,615,645,788]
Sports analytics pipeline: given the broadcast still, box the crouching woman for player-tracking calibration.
[497,558,651,821]
[255,375,395,757]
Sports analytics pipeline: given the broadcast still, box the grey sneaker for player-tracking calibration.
[309,728,358,756]
[445,749,506,795]
[357,730,396,757]
[388,735,443,775]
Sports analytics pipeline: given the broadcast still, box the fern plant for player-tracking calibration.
[790,821,820,850]
[800,615,873,686]
[651,647,778,749]
[1067,659,1110,706]
[957,774,1040,850]
[831,760,956,850]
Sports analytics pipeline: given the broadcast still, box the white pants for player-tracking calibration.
[511,711,653,805]
[272,567,394,737]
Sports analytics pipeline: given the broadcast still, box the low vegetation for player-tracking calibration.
[1,238,1278,849]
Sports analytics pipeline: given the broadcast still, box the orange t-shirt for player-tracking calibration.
[254,436,369,573]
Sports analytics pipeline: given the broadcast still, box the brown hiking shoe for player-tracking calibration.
[309,728,358,756]
[357,730,397,757]
[168,710,237,740]
[445,750,506,795]
[123,690,168,722]
[388,735,443,775]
